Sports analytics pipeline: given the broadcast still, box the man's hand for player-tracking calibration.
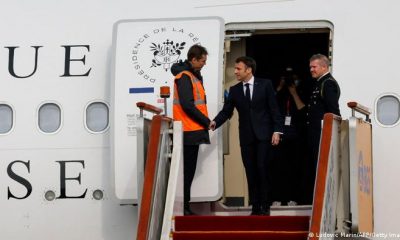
[209,121,216,131]
[271,132,280,146]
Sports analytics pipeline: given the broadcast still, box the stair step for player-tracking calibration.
[172,230,309,240]
[174,215,309,232]
[270,205,313,216]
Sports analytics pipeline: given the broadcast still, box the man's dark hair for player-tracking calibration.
[187,44,208,61]
[236,56,256,74]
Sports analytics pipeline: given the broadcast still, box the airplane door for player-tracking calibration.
[111,17,224,203]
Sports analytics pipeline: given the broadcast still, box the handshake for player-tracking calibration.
[209,120,216,131]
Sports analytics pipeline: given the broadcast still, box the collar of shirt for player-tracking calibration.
[243,76,255,86]
[317,72,329,81]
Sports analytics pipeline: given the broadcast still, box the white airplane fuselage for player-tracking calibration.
[0,1,399,239]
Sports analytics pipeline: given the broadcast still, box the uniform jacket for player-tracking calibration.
[214,77,283,146]
[307,72,341,129]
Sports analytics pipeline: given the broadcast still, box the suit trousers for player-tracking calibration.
[183,145,199,204]
[240,140,271,206]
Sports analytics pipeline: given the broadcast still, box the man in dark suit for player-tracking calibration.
[304,53,341,204]
[210,56,282,215]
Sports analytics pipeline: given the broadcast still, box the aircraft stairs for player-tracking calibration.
[172,215,309,240]
[163,199,310,239]
[134,101,373,240]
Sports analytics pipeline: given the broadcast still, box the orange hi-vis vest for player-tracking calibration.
[173,70,208,132]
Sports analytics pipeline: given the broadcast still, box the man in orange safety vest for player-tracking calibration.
[171,44,211,215]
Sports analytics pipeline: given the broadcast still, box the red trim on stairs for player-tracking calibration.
[173,215,310,240]
[172,231,309,240]
[175,215,310,232]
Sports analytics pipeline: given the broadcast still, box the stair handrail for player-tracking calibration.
[160,121,183,240]
[347,103,374,234]
[347,101,371,122]
[309,113,342,240]
[136,114,172,240]
[136,102,163,117]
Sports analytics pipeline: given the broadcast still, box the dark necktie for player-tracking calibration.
[245,83,251,105]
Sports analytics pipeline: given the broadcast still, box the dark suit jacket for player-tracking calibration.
[214,77,283,146]
[307,73,341,129]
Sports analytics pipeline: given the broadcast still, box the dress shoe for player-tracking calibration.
[259,207,270,216]
[259,203,270,216]
[250,204,261,215]
[184,207,196,216]
[271,201,282,206]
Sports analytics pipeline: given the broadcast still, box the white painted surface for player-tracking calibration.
[112,17,224,202]
[0,0,399,238]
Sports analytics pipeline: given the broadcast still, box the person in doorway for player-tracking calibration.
[171,44,211,215]
[270,68,307,207]
[210,56,282,215]
[297,54,341,204]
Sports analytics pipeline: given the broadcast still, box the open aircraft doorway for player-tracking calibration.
[222,21,332,208]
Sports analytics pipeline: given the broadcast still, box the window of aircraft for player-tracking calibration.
[376,94,400,127]
[38,103,62,133]
[0,104,13,134]
[85,102,109,133]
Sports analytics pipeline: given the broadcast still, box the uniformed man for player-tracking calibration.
[304,53,341,204]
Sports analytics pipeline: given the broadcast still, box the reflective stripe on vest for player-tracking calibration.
[173,70,208,132]
[173,99,206,105]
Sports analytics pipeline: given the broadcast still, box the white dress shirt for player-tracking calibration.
[242,76,255,99]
